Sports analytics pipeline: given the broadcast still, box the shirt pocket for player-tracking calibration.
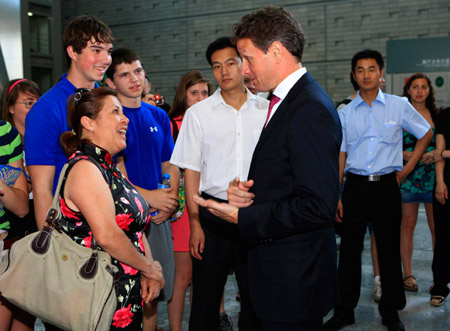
[381,123,401,144]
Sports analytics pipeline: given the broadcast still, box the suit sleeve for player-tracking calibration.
[238,102,342,245]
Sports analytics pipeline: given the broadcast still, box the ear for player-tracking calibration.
[66,45,78,62]
[8,104,15,115]
[269,41,283,63]
[80,115,92,131]
[106,77,117,90]
[380,68,384,78]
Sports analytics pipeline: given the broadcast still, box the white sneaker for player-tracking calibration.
[373,275,382,303]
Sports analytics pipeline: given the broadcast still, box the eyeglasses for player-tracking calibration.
[15,101,35,109]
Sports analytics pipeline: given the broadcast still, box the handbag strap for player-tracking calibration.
[45,156,108,251]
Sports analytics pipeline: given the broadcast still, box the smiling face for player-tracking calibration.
[185,82,209,108]
[408,78,430,105]
[107,60,146,106]
[237,38,277,93]
[210,47,243,92]
[9,90,38,135]
[69,39,113,87]
[353,58,384,93]
[88,95,129,156]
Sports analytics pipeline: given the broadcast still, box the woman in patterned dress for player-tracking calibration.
[400,73,438,292]
[59,87,164,330]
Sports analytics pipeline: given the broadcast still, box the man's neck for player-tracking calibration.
[359,89,379,106]
[220,85,247,111]
[118,95,141,108]
[66,67,96,89]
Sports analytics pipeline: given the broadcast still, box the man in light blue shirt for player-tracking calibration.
[325,50,432,331]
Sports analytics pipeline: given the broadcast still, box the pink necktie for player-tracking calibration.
[264,95,280,128]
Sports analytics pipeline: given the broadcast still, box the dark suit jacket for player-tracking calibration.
[238,72,342,322]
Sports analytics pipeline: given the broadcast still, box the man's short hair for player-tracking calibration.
[232,6,305,62]
[205,37,238,66]
[62,15,114,66]
[351,49,384,73]
[106,48,142,79]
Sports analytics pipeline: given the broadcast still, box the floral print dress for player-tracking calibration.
[59,141,150,330]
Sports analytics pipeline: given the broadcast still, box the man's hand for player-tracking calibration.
[227,177,255,207]
[336,200,343,223]
[142,93,157,106]
[189,224,205,260]
[193,194,239,224]
[149,209,173,224]
[148,187,179,224]
[150,187,178,212]
[396,166,411,186]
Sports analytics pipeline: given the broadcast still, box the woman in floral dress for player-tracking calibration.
[58,87,164,330]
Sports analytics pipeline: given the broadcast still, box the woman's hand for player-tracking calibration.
[420,151,435,165]
[433,149,444,162]
[141,276,162,303]
[141,260,165,288]
[435,181,448,205]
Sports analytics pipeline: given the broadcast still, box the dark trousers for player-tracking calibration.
[261,318,323,331]
[431,192,450,297]
[335,173,406,319]
[188,194,260,331]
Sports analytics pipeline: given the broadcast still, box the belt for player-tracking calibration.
[200,192,228,203]
[346,172,396,182]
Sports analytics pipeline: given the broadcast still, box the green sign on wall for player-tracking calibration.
[386,36,450,74]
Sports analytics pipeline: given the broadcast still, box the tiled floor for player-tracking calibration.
[35,206,449,330]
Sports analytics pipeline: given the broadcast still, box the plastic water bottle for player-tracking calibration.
[151,173,171,216]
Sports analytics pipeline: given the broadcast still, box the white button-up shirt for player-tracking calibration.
[170,88,269,200]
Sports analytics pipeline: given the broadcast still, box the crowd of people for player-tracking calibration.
[0,5,449,331]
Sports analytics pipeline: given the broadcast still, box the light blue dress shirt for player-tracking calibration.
[339,90,430,176]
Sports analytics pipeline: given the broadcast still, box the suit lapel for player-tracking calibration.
[251,72,313,158]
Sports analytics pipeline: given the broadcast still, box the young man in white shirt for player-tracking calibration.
[170,37,268,331]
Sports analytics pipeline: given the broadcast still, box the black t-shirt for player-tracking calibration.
[435,107,450,180]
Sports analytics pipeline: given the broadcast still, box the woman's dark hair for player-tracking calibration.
[403,73,438,122]
[60,87,117,156]
[1,79,41,125]
[168,70,214,119]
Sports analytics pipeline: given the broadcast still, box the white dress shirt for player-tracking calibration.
[267,67,307,123]
[170,88,269,200]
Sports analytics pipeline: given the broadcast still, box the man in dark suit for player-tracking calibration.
[194,6,342,330]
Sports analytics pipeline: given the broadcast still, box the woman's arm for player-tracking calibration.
[434,134,448,205]
[63,160,162,280]
[0,158,29,218]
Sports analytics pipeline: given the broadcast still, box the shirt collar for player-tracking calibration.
[210,87,255,111]
[354,89,386,108]
[272,67,307,100]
